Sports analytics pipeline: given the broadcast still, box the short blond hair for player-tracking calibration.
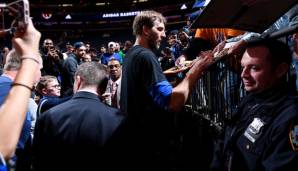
[36,75,58,95]
[132,10,166,36]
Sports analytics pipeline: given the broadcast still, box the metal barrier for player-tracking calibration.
[188,24,298,132]
[189,56,245,132]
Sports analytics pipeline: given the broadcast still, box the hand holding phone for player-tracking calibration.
[0,0,30,36]
[48,46,60,60]
[12,18,41,59]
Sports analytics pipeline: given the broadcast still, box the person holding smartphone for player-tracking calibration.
[0,17,41,169]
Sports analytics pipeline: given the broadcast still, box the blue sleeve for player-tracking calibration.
[41,96,71,113]
[114,53,122,63]
[101,56,106,65]
[149,80,172,110]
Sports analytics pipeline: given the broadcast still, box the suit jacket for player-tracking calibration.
[32,91,123,171]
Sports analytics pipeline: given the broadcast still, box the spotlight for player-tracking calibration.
[180,4,187,10]
[65,14,72,19]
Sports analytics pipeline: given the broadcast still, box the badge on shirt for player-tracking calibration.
[244,117,265,143]
[289,124,298,152]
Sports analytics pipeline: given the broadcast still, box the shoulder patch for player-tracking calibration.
[289,124,298,152]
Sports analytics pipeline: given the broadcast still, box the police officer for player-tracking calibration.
[211,39,298,171]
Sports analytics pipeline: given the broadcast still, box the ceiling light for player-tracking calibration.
[65,14,72,19]
[96,3,105,6]
[62,4,73,7]
[180,4,187,10]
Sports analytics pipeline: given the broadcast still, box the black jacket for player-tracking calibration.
[32,91,123,170]
[211,88,298,171]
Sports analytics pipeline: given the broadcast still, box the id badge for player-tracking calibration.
[244,118,265,143]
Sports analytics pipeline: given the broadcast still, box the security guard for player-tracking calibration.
[211,39,298,171]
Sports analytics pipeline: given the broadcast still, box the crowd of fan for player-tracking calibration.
[0,5,298,170]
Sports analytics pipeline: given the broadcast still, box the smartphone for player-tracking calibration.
[0,0,30,35]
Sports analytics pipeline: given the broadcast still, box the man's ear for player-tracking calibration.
[41,88,47,95]
[97,76,108,96]
[275,63,289,78]
[142,25,150,36]
[74,75,82,92]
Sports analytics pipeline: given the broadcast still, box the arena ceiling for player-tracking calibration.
[29,0,194,14]
[27,0,195,31]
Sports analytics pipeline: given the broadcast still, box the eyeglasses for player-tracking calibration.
[49,84,61,88]
[108,64,121,69]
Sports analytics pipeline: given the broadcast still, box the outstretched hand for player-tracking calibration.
[184,50,214,80]
[213,41,226,56]
[227,39,247,57]
[192,50,214,71]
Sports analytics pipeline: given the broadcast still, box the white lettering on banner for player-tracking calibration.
[103,11,141,18]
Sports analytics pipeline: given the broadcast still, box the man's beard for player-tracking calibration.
[147,39,157,50]
[293,39,298,53]
[147,33,159,50]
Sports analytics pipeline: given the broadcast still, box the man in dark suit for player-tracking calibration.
[32,62,123,171]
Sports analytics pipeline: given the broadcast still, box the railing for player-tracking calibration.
[188,25,298,132]
[189,56,245,132]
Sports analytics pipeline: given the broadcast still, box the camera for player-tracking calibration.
[0,0,30,36]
